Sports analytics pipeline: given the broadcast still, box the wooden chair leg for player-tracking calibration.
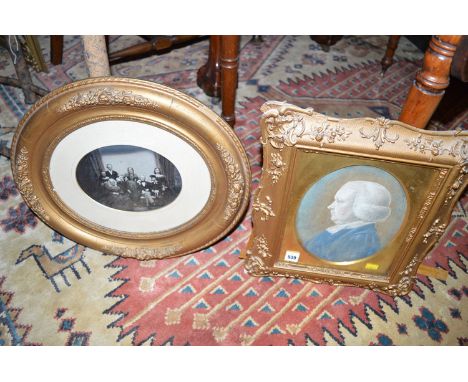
[399,35,462,129]
[50,35,63,65]
[197,36,221,98]
[381,35,400,74]
[220,35,240,127]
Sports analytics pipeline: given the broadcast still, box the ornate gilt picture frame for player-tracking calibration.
[11,77,251,260]
[245,101,467,296]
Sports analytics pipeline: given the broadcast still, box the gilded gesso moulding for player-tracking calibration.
[11,77,251,260]
[14,146,49,221]
[245,101,467,296]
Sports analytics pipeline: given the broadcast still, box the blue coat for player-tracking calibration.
[304,223,381,262]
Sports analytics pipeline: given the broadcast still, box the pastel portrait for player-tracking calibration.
[295,166,407,263]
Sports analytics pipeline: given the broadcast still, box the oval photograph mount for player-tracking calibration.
[11,77,251,260]
[76,145,182,212]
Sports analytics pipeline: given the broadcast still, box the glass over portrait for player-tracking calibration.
[76,145,182,212]
[295,165,407,263]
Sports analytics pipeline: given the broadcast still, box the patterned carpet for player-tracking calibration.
[0,35,467,345]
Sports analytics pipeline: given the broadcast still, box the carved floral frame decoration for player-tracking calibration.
[245,101,467,296]
[11,77,251,260]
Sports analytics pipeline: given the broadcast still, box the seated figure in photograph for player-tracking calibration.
[304,181,391,262]
[137,176,154,206]
[148,175,160,198]
[153,167,168,195]
[123,167,140,203]
[148,167,170,206]
[103,178,121,194]
[105,163,119,180]
[99,170,110,186]
[88,163,178,211]
[99,177,124,208]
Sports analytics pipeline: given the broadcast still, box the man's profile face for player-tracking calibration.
[327,185,356,225]
[106,164,112,171]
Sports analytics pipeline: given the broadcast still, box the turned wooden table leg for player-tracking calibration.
[381,35,400,74]
[197,36,221,98]
[220,35,240,127]
[50,35,63,65]
[399,35,462,129]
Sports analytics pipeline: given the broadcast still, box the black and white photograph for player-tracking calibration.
[76,145,182,212]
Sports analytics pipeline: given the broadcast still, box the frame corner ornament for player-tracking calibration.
[261,102,352,149]
[261,103,309,149]
[374,256,420,296]
[244,255,269,276]
[244,235,273,275]
[370,278,414,296]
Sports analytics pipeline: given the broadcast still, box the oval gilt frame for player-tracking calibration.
[11,77,251,260]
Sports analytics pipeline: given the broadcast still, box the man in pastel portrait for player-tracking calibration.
[304,181,391,262]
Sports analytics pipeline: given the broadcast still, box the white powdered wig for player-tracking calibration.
[344,181,392,223]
